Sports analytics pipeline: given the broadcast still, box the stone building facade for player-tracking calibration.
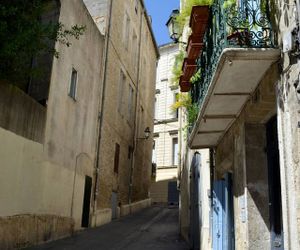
[85,0,159,224]
[0,1,105,248]
[0,0,158,248]
[150,43,180,204]
[183,0,300,249]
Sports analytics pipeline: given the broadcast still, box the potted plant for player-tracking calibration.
[189,4,211,35]
[179,75,192,92]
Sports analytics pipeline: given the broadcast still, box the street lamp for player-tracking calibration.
[137,127,151,140]
[166,9,187,44]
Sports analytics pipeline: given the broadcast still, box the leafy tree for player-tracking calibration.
[0,0,85,88]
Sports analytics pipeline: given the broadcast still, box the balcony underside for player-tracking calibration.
[189,48,280,149]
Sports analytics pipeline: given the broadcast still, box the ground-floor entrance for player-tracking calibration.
[266,116,284,249]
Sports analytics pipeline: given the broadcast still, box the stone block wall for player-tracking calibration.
[215,64,279,250]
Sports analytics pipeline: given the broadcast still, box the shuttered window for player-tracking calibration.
[114,143,120,174]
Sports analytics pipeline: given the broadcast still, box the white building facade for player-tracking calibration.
[150,43,180,205]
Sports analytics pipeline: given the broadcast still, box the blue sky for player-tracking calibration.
[144,0,180,46]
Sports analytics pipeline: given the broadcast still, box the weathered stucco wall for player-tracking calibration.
[150,168,177,204]
[179,148,210,247]
[276,1,300,249]
[215,64,278,250]
[0,127,76,249]
[245,124,270,250]
[0,0,105,248]
[0,82,46,143]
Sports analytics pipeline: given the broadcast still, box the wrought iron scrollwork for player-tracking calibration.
[190,0,275,134]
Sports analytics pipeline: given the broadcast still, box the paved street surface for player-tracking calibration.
[27,206,189,250]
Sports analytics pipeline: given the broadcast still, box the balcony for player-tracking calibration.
[188,0,280,149]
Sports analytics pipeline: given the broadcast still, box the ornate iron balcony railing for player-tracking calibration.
[189,0,275,132]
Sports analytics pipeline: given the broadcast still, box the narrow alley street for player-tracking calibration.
[27,206,188,250]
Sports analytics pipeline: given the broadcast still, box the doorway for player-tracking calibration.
[212,173,234,250]
[266,116,284,249]
[111,192,118,220]
[168,181,179,206]
[189,152,201,250]
[81,175,92,228]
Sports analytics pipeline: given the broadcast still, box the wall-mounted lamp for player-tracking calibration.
[137,127,151,140]
[166,9,187,45]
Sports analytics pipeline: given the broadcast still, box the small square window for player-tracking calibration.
[172,138,178,166]
[69,68,77,100]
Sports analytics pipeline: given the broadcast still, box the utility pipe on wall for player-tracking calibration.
[93,0,113,215]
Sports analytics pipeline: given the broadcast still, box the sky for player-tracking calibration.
[144,0,180,46]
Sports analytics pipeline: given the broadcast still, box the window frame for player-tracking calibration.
[127,83,134,123]
[118,69,126,115]
[123,12,131,50]
[172,137,179,166]
[114,143,120,174]
[69,68,78,100]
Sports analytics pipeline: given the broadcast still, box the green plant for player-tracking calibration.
[223,0,236,9]
[171,93,199,128]
[171,50,185,85]
[0,0,85,87]
[187,102,199,126]
[175,0,213,36]
[190,70,201,84]
[171,92,191,110]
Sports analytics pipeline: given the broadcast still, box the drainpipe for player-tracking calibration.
[93,0,113,214]
[128,4,144,204]
[177,106,183,189]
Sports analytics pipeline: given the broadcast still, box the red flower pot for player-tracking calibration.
[189,5,210,36]
[187,34,204,60]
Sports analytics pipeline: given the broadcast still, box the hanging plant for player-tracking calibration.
[190,69,201,84]
[171,51,185,85]
[175,0,214,36]
[171,92,191,110]
[171,93,199,128]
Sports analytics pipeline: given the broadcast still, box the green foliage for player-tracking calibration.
[171,92,191,110]
[223,0,236,9]
[171,93,199,128]
[190,70,201,84]
[0,0,85,86]
[171,51,185,85]
[175,0,213,36]
[187,102,199,127]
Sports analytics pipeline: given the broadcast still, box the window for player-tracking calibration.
[172,138,178,166]
[128,84,134,122]
[154,96,158,119]
[134,0,138,14]
[123,13,130,50]
[118,70,126,114]
[114,143,120,174]
[132,31,138,71]
[69,68,77,99]
[152,139,157,163]
[143,58,147,87]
